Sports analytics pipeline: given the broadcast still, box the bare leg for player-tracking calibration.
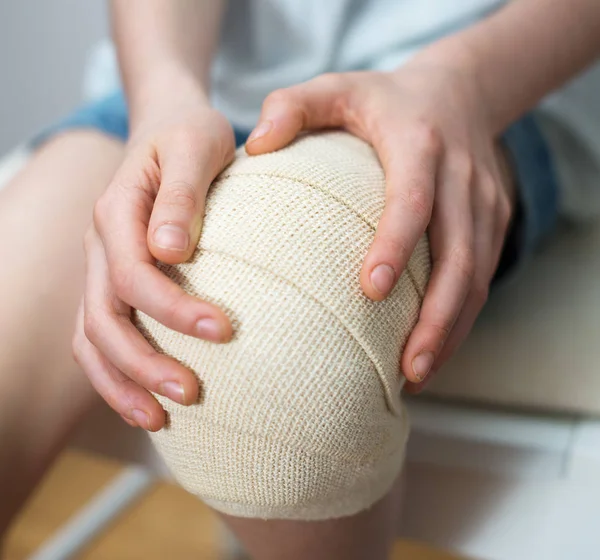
[221,473,404,560]
[0,131,124,535]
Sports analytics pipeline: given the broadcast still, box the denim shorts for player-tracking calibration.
[36,89,560,279]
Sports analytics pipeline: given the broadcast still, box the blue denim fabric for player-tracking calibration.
[33,90,251,148]
[33,90,559,275]
[33,91,130,148]
[502,114,560,257]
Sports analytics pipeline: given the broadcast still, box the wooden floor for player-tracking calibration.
[3,450,464,559]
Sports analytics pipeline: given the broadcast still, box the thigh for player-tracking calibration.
[0,130,124,531]
[0,130,123,401]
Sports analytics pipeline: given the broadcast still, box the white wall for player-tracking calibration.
[0,0,108,154]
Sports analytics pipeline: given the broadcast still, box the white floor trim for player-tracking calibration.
[403,398,600,560]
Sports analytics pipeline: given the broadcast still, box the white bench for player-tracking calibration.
[3,147,600,560]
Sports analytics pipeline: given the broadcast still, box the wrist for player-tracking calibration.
[408,33,508,133]
[126,60,212,132]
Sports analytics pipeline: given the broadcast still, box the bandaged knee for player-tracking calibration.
[134,132,431,520]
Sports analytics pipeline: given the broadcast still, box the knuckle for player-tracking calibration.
[162,291,188,328]
[497,196,512,228]
[110,264,132,299]
[402,187,432,222]
[124,362,146,385]
[92,196,110,229]
[429,322,452,342]
[208,116,236,163]
[161,181,198,212]
[409,120,443,157]
[448,244,476,282]
[479,172,499,207]
[472,280,490,308]
[265,88,292,108]
[451,151,475,184]
[206,107,231,129]
[123,356,159,392]
[71,335,83,365]
[169,124,202,148]
[103,387,130,417]
[374,233,410,264]
[82,310,102,343]
[314,72,344,88]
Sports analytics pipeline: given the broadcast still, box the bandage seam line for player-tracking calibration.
[216,170,424,299]
[172,245,418,415]
[154,405,409,470]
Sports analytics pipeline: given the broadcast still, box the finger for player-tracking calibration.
[148,123,235,263]
[83,228,200,406]
[360,122,440,301]
[245,73,351,154]
[403,274,489,395]
[432,171,509,365]
[400,154,475,384]
[405,167,507,393]
[95,155,232,343]
[403,279,487,395]
[491,150,515,271]
[73,303,166,432]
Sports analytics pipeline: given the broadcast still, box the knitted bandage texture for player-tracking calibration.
[135,132,431,520]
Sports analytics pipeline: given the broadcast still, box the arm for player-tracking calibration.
[440,0,600,134]
[110,0,226,125]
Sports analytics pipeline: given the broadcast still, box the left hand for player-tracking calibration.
[245,44,515,392]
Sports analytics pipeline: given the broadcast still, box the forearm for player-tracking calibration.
[442,0,600,134]
[110,0,226,124]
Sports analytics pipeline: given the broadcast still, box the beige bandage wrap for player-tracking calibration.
[134,132,431,520]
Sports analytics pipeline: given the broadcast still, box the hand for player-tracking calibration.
[246,44,515,391]
[73,93,236,431]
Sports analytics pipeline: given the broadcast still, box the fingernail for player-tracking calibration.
[412,352,435,382]
[247,120,273,143]
[154,224,189,251]
[160,381,187,405]
[195,318,223,342]
[370,264,396,295]
[131,409,151,430]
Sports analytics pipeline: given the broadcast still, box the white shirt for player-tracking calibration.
[86,0,504,128]
[210,0,504,128]
[85,0,600,219]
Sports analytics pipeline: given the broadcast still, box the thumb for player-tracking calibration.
[245,74,350,155]
[148,130,234,264]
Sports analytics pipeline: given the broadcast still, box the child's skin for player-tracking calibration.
[2,0,599,557]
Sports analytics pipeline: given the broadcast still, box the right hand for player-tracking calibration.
[73,95,236,432]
